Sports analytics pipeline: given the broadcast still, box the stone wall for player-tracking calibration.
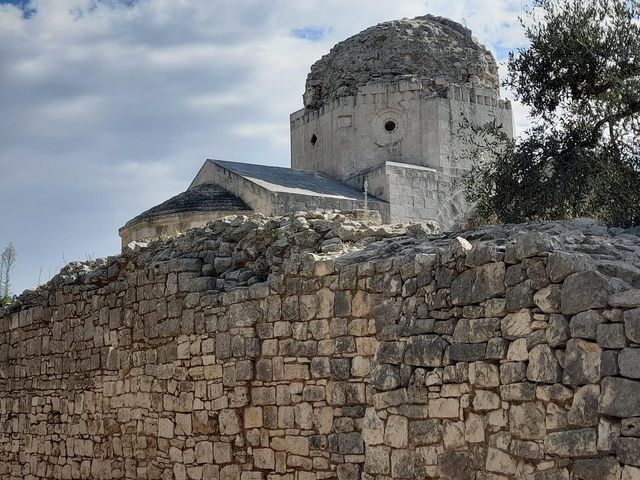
[2,212,640,480]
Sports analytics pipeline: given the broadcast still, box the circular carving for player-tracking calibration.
[372,107,409,146]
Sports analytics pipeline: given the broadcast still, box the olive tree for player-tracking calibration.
[462,0,640,227]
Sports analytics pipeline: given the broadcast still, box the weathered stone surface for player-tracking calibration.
[610,289,640,308]
[371,364,401,391]
[469,361,500,388]
[570,310,605,340]
[514,232,560,260]
[365,445,390,474]
[506,280,534,312]
[572,457,622,480]
[599,377,640,417]
[485,447,517,475]
[501,310,533,340]
[617,437,640,467]
[449,343,486,362]
[527,344,561,384]
[544,429,597,457]
[547,251,593,283]
[597,323,627,349]
[404,335,446,367]
[384,415,408,448]
[303,15,499,109]
[621,418,640,437]
[561,271,611,315]
[509,402,546,439]
[563,339,602,385]
[567,385,600,427]
[534,284,562,313]
[451,262,506,306]
[546,314,570,347]
[619,348,640,379]
[409,419,443,446]
[468,317,501,343]
[624,308,640,343]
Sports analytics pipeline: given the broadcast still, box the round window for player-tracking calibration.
[384,120,397,132]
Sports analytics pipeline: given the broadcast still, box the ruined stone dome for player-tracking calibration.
[303,15,499,109]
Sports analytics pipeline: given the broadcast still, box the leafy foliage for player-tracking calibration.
[462,0,640,227]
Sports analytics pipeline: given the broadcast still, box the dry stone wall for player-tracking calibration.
[2,212,640,480]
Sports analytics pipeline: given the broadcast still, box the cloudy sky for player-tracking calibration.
[0,0,531,294]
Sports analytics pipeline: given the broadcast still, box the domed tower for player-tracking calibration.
[290,15,514,228]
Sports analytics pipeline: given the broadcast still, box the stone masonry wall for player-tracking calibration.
[2,212,640,480]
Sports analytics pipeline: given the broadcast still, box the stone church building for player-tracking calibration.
[120,14,514,245]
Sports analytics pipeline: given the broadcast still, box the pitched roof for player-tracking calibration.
[212,160,382,202]
[124,183,250,227]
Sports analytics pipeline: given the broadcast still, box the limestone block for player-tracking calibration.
[451,263,506,305]
[158,418,174,439]
[509,402,546,440]
[500,382,536,402]
[175,413,192,436]
[567,385,600,427]
[547,251,593,283]
[376,341,405,364]
[624,308,640,343]
[617,437,640,467]
[485,448,517,475]
[219,409,240,435]
[313,406,334,435]
[622,466,640,480]
[409,419,443,446]
[545,314,569,347]
[253,448,275,470]
[214,442,232,464]
[468,318,501,343]
[464,412,485,443]
[472,390,500,411]
[506,280,534,312]
[563,339,601,385]
[506,338,528,362]
[383,415,408,448]
[328,432,364,454]
[597,323,627,349]
[561,271,610,315]
[569,310,605,340]
[600,376,640,417]
[404,335,446,367]
[618,348,640,379]
[544,428,597,457]
[443,420,466,449]
[527,344,561,383]
[598,417,621,452]
[195,441,213,464]
[391,449,416,478]
[610,290,640,308]
[364,445,390,474]
[572,457,622,480]
[469,361,500,388]
[362,407,384,445]
[429,398,460,418]
[449,343,487,362]
[371,364,400,391]
[501,310,532,340]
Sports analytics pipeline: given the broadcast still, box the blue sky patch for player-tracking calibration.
[0,0,36,18]
[291,26,332,41]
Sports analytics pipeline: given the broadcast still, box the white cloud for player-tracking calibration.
[0,0,531,293]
